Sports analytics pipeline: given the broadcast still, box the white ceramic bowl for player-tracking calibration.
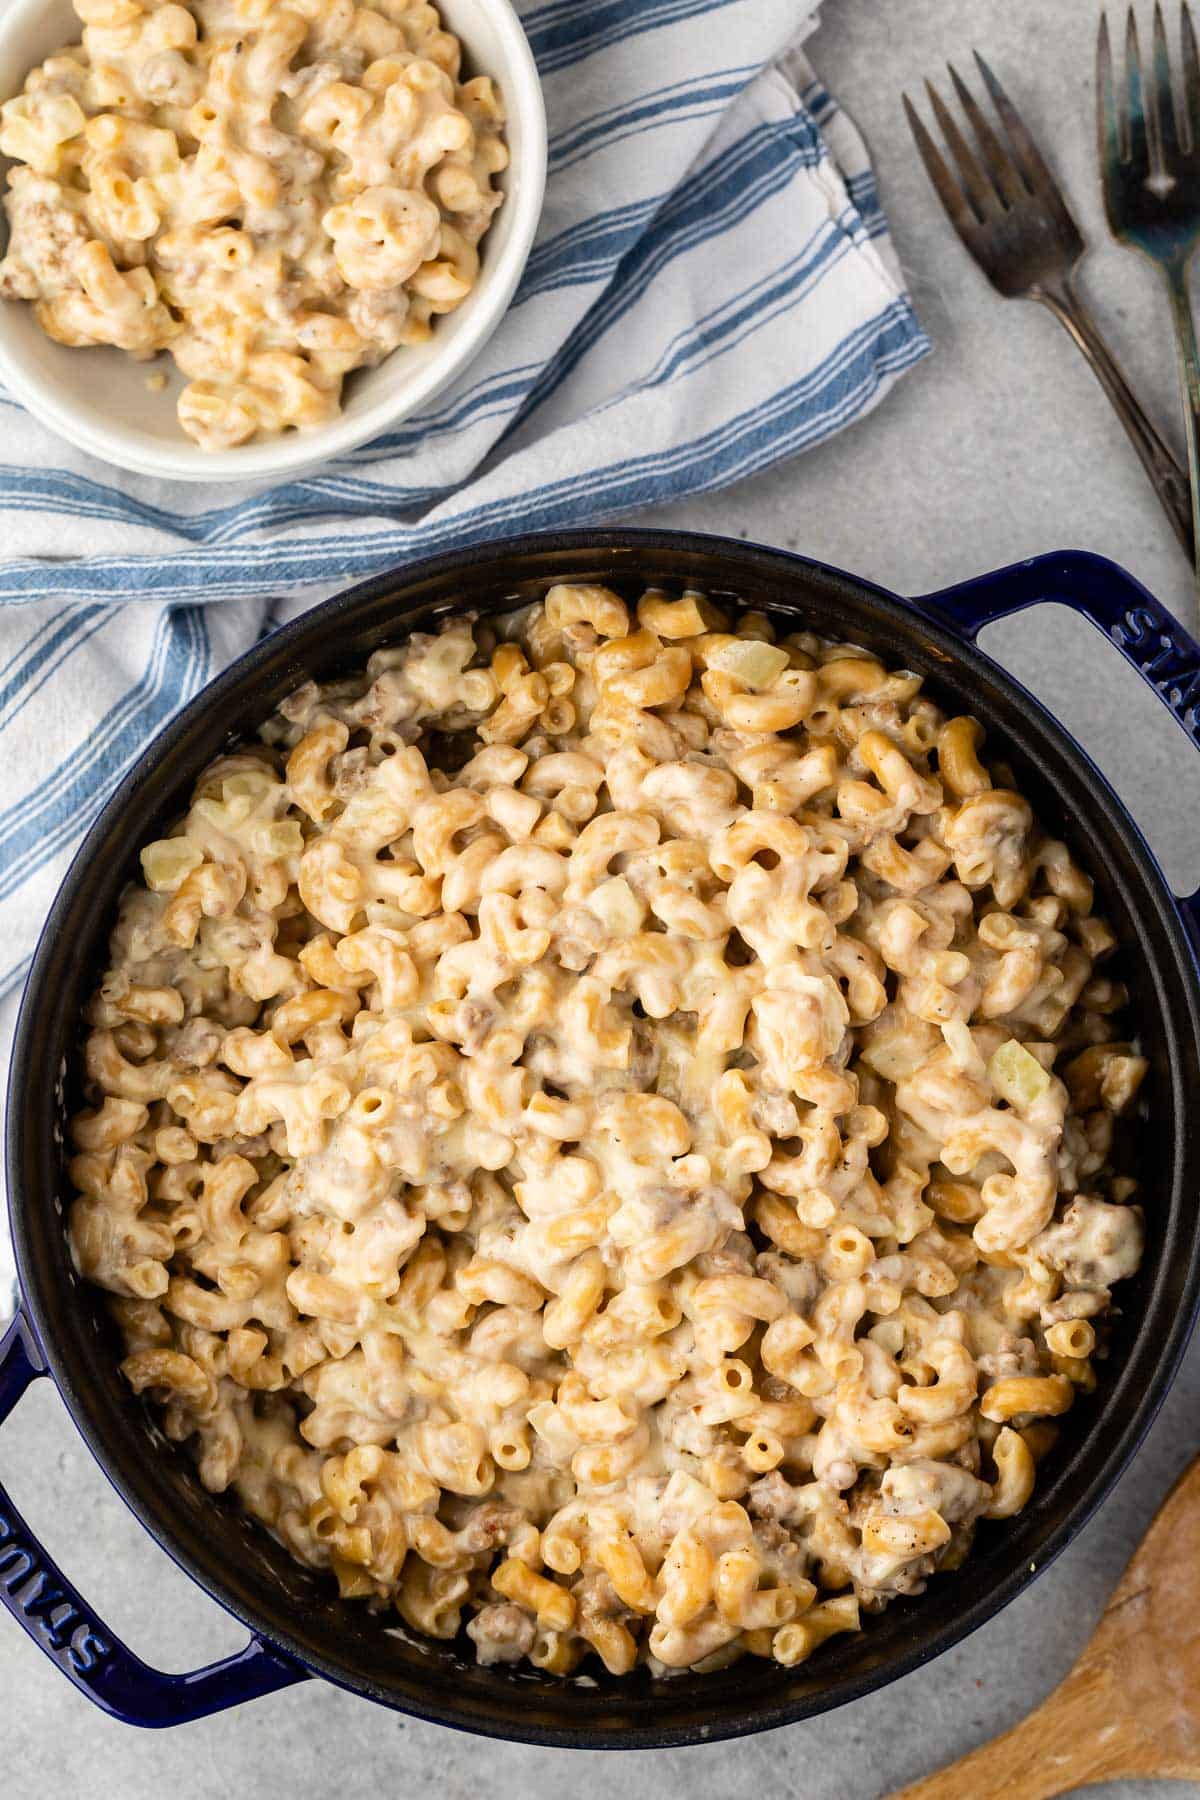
[0,0,545,482]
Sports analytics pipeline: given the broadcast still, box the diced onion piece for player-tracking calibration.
[191,796,228,830]
[140,836,202,893]
[704,639,790,690]
[659,1468,719,1524]
[253,820,304,860]
[222,769,277,802]
[942,1019,985,1077]
[587,875,642,937]
[988,1039,1051,1109]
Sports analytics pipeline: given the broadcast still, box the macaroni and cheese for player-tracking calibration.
[0,0,507,448]
[69,585,1147,1677]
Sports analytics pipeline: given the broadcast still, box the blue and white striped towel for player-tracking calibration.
[0,0,929,1306]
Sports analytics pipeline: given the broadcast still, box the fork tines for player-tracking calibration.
[905,24,1200,565]
[903,53,1077,267]
[1099,2,1200,172]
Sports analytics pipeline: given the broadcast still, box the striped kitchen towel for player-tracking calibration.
[0,0,929,1307]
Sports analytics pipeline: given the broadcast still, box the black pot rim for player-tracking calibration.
[9,526,1200,1748]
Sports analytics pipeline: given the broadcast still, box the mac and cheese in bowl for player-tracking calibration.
[0,0,507,449]
[69,585,1146,1678]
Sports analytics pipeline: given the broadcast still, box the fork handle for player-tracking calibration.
[1036,277,1195,559]
[1162,257,1200,595]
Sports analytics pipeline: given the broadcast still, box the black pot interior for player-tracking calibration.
[10,531,1200,1746]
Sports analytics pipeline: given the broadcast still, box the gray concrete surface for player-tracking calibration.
[4,1,1200,1795]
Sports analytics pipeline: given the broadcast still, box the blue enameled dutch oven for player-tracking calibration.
[3,531,1200,1745]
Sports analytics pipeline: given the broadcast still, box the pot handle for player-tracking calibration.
[914,548,1200,952]
[0,1311,308,1726]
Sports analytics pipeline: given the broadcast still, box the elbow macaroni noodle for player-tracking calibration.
[0,0,506,448]
[68,583,1148,1676]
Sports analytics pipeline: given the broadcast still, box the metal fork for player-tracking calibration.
[1099,4,1200,596]
[905,54,1195,560]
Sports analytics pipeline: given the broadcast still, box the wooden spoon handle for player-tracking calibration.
[890,1650,1154,1800]
[894,1458,1200,1799]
